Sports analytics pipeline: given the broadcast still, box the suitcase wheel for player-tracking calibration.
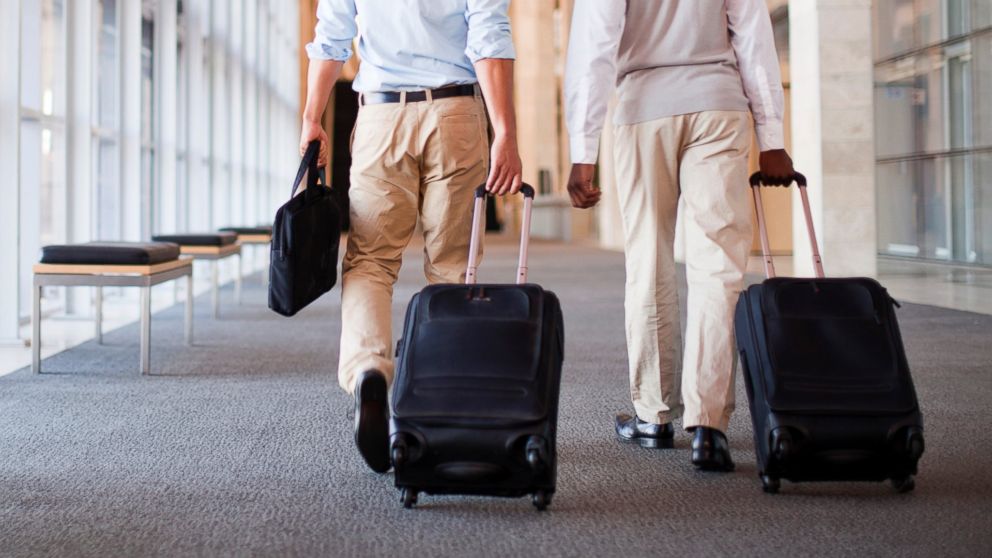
[525,436,549,472]
[891,475,915,494]
[391,444,407,468]
[760,474,781,494]
[770,428,797,463]
[532,490,551,511]
[401,488,419,509]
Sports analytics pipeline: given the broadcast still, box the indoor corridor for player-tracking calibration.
[1,238,989,556]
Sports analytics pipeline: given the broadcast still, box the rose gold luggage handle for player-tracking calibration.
[749,172,825,279]
[466,184,536,285]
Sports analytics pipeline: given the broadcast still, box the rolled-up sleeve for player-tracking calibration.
[465,0,515,63]
[305,0,358,62]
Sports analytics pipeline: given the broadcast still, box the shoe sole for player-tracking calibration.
[617,434,675,449]
[355,373,390,473]
[692,459,736,472]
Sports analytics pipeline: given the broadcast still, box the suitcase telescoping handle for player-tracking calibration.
[466,184,536,285]
[749,172,824,279]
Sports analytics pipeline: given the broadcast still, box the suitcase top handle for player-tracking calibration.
[466,184,536,286]
[749,172,825,280]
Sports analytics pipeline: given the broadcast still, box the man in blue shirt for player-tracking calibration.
[301,0,522,473]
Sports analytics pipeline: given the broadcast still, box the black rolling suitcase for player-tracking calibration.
[389,184,564,511]
[735,172,924,494]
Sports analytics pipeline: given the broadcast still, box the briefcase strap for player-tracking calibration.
[291,141,328,199]
[749,172,825,279]
[466,184,536,285]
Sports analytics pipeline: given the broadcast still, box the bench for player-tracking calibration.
[153,233,242,318]
[219,226,272,287]
[33,242,194,375]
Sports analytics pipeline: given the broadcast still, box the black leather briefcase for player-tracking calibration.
[735,172,924,495]
[268,141,340,317]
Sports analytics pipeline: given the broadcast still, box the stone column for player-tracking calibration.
[789,0,877,277]
[509,0,560,191]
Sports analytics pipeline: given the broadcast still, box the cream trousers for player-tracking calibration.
[613,110,752,432]
[338,93,489,393]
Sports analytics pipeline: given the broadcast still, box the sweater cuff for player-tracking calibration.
[569,134,601,165]
[755,121,785,152]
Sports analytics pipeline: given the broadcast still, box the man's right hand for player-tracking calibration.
[300,119,330,168]
[567,163,601,209]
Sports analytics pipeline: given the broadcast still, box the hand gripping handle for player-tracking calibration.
[292,140,328,201]
[749,172,824,279]
[465,184,536,285]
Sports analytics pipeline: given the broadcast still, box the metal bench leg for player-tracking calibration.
[32,282,42,374]
[185,273,193,346]
[140,286,151,375]
[236,252,243,305]
[261,246,269,288]
[211,260,219,319]
[94,286,103,345]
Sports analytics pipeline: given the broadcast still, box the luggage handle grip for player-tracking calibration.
[466,184,536,285]
[749,172,824,280]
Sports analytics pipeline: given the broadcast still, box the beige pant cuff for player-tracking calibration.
[681,413,731,434]
[633,404,683,426]
[339,358,394,395]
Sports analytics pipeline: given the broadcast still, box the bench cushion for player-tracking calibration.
[219,226,273,235]
[40,242,181,266]
[152,232,238,247]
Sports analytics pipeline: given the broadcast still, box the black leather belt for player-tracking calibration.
[361,84,476,105]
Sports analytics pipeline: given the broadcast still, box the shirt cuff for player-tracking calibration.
[466,42,516,64]
[306,41,353,62]
[569,134,601,165]
[755,120,786,152]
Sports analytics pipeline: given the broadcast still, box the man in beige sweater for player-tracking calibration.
[565,0,795,471]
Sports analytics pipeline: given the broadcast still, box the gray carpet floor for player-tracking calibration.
[1,239,991,557]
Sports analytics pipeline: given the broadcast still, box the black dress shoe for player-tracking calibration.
[615,413,675,449]
[354,369,390,473]
[691,427,735,472]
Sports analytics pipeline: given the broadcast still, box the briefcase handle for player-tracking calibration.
[749,172,824,279]
[466,184,536,285]
[291,141,328,201]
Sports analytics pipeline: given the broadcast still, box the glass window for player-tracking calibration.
[976,153,992,263]
[19,0,67,315]
[97,0,118,130]
[874,57,918,158]
[973,34,992,148]
[141,11,155,236]
[874,1,992,266]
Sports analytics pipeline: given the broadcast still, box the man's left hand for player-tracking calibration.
[758,149,796,186]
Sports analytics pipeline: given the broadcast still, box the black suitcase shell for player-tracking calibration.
[737,173,924,494]
[388,185,565,510]
[391,284,564,504]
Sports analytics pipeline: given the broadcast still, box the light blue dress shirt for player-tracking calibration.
[306,0,515,93]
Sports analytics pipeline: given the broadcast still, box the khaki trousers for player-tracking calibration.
[338,93,489,393]
[613,110,752,432]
